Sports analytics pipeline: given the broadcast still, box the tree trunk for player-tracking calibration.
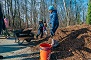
[63,0,69,26]
[25,0,28,28]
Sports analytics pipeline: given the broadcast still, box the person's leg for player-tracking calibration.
[50,24,55,36]
[0,29,2,35]
[0,26,2,35]
[53,24,59,34]
[36,29,40,38]
[5,28,10,36]
[40,30,43,38]
[51,24,59,48]
[45,30,47,35]
[4,28,11,38]
[50,29,54,36]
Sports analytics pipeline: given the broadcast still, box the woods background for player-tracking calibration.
[0,0,88,30]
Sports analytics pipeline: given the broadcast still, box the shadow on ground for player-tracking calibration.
[0,44,26,53]
[4,52,39,60]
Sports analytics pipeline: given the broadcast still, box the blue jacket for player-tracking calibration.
[49,10,59,25]
[38,23,44,30]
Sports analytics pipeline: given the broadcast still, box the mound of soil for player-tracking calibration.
[34,24,91,60]
[49,24,91,60]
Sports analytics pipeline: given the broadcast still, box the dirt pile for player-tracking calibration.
[34,24,91,60]
[49,24,91,60]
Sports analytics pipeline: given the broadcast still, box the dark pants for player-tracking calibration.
[0,28,2,35]
[0,25,3,35]
[50,23,59,36]
[36,29,43,38]
[0,19,5,35]
[4,28,10,36]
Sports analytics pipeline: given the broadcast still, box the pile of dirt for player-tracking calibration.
[34,24,91,60]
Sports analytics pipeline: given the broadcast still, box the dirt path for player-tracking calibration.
[0,38,39,60]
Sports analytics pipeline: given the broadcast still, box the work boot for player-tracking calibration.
[51,39,60,48]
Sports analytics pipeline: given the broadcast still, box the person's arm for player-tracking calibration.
[51,13,56,25]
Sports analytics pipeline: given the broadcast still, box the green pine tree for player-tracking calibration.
[86,0,91,24]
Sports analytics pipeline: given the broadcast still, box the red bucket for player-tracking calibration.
[40,43,52,60]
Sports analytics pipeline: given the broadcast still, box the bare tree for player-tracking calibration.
[63,0,70,26]
[1,0,88,29]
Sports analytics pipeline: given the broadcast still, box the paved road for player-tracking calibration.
[0,37,39,60]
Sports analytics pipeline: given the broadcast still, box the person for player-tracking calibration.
[4,16,10,37]
[0,3,4,59]
[4,16,9,28]
[0,4,5,35]
[48,6,59,47]
[48,6,59,36]
[43,22,48,36]
[36,20,44,39]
